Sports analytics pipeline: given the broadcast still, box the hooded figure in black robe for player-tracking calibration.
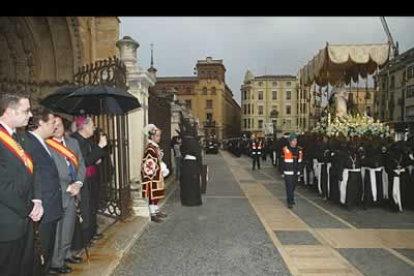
[385,141,411,212]
[361,139,386,209]
[178,117,203,206]
[337,141,364,210]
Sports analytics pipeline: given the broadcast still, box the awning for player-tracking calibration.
[299,43,390,87]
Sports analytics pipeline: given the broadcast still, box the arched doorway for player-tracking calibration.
[0,17,83,102]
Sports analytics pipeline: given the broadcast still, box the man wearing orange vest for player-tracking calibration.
[282,134,303,209]
[251,136,263,170]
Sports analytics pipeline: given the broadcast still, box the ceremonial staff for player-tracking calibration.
[33,221,45,265]
[74,195,90,262]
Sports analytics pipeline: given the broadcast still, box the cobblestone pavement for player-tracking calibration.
[112,151,414,276]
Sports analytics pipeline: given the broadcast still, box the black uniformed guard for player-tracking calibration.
[251,136,263,170]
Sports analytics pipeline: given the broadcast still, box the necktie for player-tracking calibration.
[12,132,19,142]
[61,141,76,182]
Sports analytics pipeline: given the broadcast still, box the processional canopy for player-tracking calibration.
[299,43,390,87]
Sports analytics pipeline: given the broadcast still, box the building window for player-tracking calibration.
[286,81,291,87]
[252,119,254,128]
[272,120,277,127]
[286,105,291,115]
[272,90,277,100]
[206,113,213,122]
[202,87,207,95]
[390,75,395,89]
[406,105,414,120]
[251,91,254,100]
[248,119,251,129]
[244,119,247,129]
[408,65,414,79]
[365,92,371,100]
[382,78,386,89]
[252,104,254,114]
[303,103,306,113]
[259,105,263,115]
[186,87,191,94]
[272,81,277,87]
[201,71,205,78]
[366,106,372,116]
[211,87,216,95]
[185,100,192,109]
[259,81,263,87]
[407,85,414,98]
[206,100,213,109]
[258,91,263,100]
[248,104,251,114]
[243,90,247,100]
[286,91,291,100]
[258,120,263,129]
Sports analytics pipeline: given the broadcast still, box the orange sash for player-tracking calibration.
[46,138,79,170]
[0,128,34,175]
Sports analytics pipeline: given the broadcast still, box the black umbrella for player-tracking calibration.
[40,85,83,113]
[41,85,141,115]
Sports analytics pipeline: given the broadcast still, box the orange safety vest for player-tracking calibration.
[282,146,303,176]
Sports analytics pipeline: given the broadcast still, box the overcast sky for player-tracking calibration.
[120,17,414,105]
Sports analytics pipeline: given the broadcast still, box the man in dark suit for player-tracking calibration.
[49,116,86,271]
[22,107,64,275]
[0,92,43,276]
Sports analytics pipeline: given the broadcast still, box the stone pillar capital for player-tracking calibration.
[116,36,140,64]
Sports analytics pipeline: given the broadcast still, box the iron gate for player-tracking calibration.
[73,56,131,220]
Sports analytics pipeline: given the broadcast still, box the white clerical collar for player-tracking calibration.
[30,131,52,156]
[0,120,15,136]
[148,139,159,148]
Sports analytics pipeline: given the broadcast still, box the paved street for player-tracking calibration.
[112,151,414,276]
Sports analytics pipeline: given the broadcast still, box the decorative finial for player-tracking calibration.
[150,43,154,68]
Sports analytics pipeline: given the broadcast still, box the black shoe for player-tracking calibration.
[93,233,104,240]
[49,265,73,274]
[156,211,168,218]
[65,256,83,264]
[151,215,163,223]
[288,204,293,209]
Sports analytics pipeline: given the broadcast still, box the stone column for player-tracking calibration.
[117,36,155,217]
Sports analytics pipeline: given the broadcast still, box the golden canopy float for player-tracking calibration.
[299,43,390,87]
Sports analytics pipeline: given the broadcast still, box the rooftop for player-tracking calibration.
[197,57,223,64]
[156,76,198,82]
[254,75,296,80]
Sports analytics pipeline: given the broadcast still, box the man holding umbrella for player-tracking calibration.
[71,116,108,253]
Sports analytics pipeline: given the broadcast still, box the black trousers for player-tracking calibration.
[0,222,34,276]
[37,220,58,273]
[252,155,261,170]
[88,176,100,240]
[285,175,297,205]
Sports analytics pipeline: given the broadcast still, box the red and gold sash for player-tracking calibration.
[0,128,34,175]
[46,138,79,170]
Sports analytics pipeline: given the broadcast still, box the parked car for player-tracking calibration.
[205,139,219,154]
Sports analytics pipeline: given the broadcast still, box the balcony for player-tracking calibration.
[270,110,279,118]
[204,120,216,127]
